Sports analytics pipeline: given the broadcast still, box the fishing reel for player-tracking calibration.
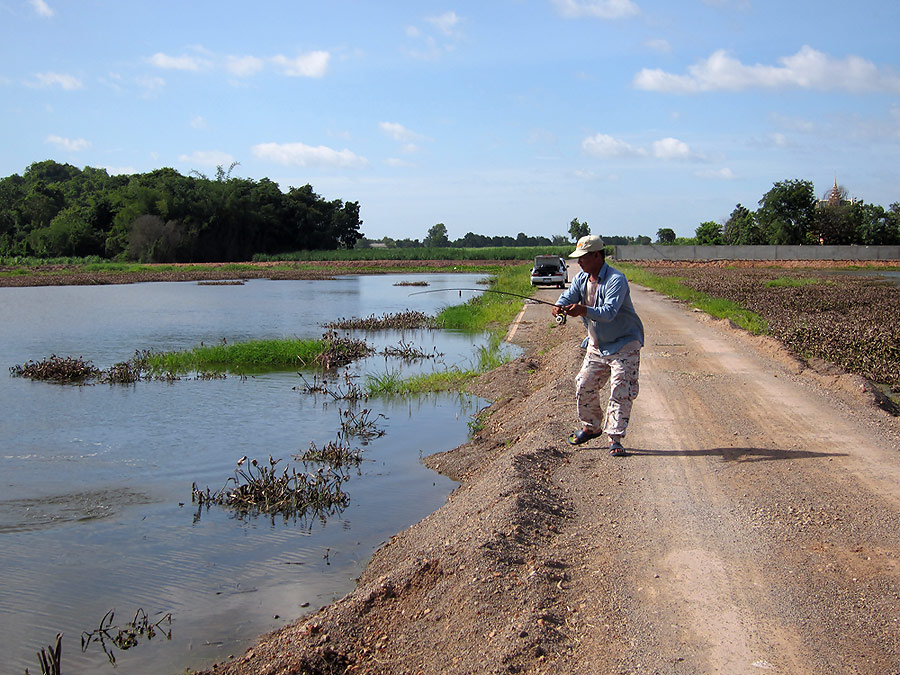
[555,312,567,326]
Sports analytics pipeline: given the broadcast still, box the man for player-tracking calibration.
[552,235,644,456]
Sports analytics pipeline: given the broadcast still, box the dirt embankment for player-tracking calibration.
[196,280,900,675]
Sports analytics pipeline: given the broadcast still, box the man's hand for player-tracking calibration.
[557,303,586,317]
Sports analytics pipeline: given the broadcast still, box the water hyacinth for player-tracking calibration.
[10,355,100,383]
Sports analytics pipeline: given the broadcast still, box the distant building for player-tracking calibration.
[816,177,858,209]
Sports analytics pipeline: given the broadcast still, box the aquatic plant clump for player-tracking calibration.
[295,372,368,401]
[80,608,172,666]
[380,339,443,361]
[192,456,349,518]
[10,355,100,383]
[324,310,439,331]
[315,330,374,370]
[297,435,363,466]
[339,407,387,441]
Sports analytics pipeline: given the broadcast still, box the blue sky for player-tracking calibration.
[3,0,900,241]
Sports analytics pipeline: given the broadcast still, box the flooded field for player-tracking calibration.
[0,274,513,674]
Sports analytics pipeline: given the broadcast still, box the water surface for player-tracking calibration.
[0,274,512,674]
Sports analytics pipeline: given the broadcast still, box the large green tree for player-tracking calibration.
[568,218,590,241]
[424,222,450,247]
[756,179,817,245]
[723,204,764,245]
[656,227,676,244]
[695,221,723,245]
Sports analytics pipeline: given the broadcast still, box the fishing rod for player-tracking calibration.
[409,288,568,324]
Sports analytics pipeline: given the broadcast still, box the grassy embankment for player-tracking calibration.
[142,264,533,394]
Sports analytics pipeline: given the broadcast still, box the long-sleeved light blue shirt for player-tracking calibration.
[556,262,644,355]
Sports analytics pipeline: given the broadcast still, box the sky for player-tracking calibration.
[2,0,900,242]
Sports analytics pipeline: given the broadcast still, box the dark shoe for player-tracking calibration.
[608,441,626,457]
[568,429,602,446]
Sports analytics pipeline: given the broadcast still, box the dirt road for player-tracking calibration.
[542,281,900,674]
[200,277,900,674]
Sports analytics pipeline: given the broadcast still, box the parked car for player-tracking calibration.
[530,255,568,288]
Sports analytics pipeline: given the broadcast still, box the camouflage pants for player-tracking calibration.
[575,345,641,438]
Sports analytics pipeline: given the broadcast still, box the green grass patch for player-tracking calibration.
[763,277,821,288]
[143,338,332,374]
[365,369,476,396]
[436,264,534,332]
[364,333,512,397]
[617,262,769,335]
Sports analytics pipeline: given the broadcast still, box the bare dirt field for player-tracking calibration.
[195,272,900,674]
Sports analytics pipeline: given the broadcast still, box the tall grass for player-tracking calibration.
[143,338,328,374]
[365,369,476,396]
[616,262,769,335]
[436,264,534,332]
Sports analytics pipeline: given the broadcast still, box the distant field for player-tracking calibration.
[252,245,573,262]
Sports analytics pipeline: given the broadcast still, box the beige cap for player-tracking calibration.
[568,234,605,258]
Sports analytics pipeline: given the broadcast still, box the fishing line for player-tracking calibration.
[409,288,568,324]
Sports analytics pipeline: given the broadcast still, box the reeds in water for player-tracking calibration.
[192,456,348,518]
[324,310,439,330]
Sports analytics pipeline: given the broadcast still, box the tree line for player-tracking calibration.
[356,219,651,250]
[687,179,900,247]
[0,160,363,262]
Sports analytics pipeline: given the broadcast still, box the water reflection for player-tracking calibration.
[0,274,512,674]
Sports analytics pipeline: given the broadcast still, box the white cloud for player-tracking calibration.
[190,115,207,129]
[379,121,426,143]
[581,133,644,157]
[652,137,691,159]
[426,11,462,36]
[634,46,900,94]
[271,51,330,78]
[179,150,236,167]
[226,55,265,77]
[29,0,54,17]
[405,12,465,59]
[551,0,640,20]
[148,52,211,72]
[582,133,697,160]
[29,72,83,90]
[46,135,90,151]
[251,142,368,168]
